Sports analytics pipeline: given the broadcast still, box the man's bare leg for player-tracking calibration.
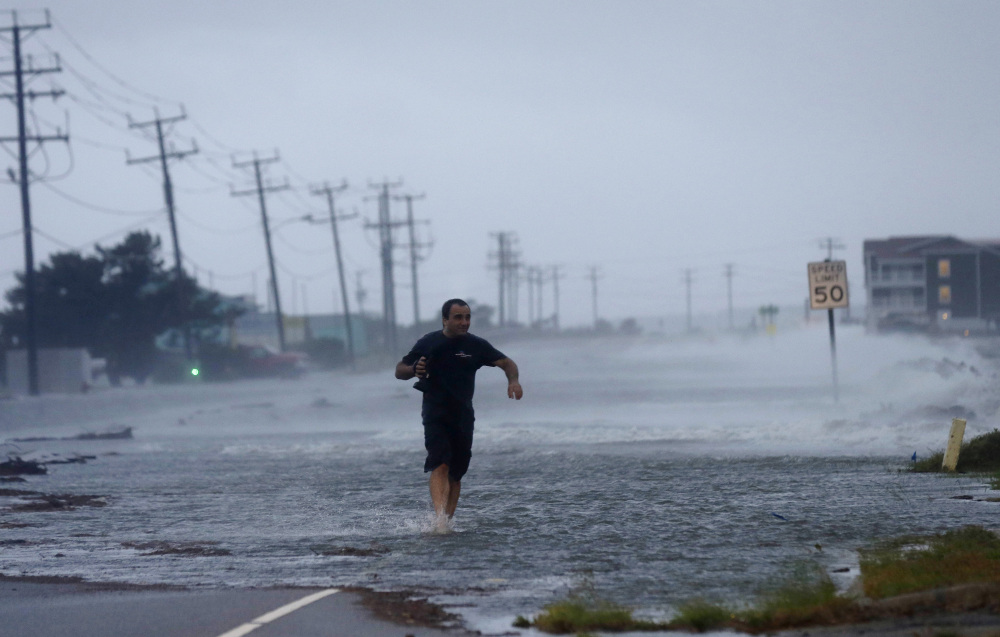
[445,479,460,518]
[429,465,452,530]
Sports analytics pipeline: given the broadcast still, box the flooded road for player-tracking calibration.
[1,326,996,631]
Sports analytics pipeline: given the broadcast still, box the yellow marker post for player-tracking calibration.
[941,418,967,472]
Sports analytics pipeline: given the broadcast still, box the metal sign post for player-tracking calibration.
[808,260,849,402]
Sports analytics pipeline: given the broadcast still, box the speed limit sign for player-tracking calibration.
[808,261,849,310]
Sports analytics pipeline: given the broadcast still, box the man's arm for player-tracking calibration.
[395,360,415,380]
[493,357,523,400]
[395,356,427,380]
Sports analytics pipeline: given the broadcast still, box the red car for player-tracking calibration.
[238,345,307,378]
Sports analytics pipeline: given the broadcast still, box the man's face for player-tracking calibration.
[443,304,471,337]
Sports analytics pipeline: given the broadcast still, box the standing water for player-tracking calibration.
[1,325,997,632]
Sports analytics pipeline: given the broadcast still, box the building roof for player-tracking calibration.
[864,235,1000,259]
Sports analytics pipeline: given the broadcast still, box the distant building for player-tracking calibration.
[231,310,370,356]
[863,236,1000,334]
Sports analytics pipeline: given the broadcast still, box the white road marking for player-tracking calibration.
[214,588,340,637]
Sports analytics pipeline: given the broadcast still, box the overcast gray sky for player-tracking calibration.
[1,1,998,328]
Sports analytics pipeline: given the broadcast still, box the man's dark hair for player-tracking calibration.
[442,298,469,319]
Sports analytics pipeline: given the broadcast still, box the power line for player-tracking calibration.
[724,263,735,330]
[586,265,602,328]
[311,179,356,366]
[393,193,430,326]
[49,16,177,107]
[37,180,162,216]
[488,231,519,327]
[231,150,291,351]
[683,268,694,332]
[0,9,69,395]
[126,107,199,359]
[365,178,404,355]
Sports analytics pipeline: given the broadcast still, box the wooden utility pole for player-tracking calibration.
[365,179,404,355]
[393,193,431,327]
[550,265,564,331]
[0,10,67,395]
[724,263,735,330]
[489,232,518,327]
[587,266,602,328]
[126,108,198,359]
[231,151,290,351]
[310,180,356,366]
[684,268,694,333]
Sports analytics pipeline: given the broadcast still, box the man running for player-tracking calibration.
[395,298,523,531]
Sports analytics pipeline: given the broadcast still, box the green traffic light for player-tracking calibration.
[191,368,200,377]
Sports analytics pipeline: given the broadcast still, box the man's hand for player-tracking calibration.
[507,380,523,400]
[414,356,428,378]
[494,357,522,400]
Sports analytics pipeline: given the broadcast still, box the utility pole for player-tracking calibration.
[683,268,694,333]
[393,193,431,327]
[0,10,67,396]
[126,108,198,359]
[355,271,368,317]
[526,266,535,325]
[310,180,356,367]
[724,263,735,331]
[231,151,290,351]
[489,232,519,327]
[550,265,564,331]
[820,237,845,261]
[508,259,521,324]
[587,266,602,328]
[366,179,404,355]
[535,266,544,325]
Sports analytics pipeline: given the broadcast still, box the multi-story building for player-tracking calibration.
[863,236,1000,334]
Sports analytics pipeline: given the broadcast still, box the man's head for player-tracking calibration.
[441,298,471,337]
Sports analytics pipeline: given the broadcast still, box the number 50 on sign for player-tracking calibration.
[808,261,849,310]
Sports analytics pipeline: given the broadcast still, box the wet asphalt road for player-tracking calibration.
[0,582,462,637]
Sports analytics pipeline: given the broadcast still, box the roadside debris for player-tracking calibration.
[9,426,133,443]
[0,457,47,475]
[309,543,390,557]
[3,491,107,511]
[120,541,231,556]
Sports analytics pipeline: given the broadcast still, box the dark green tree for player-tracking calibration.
[1,231,227,384]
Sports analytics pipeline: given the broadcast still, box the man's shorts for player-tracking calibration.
[421,402,475,482]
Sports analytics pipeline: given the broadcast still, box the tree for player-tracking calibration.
[1,231,227,384]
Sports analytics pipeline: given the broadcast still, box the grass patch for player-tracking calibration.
[520,527,1000,634]
[859,525,1000,599]
[531,597,656,634]
[739,562,854,632]
[520,576,668,634]
[668,599,735,632]
[911,429,1000,473]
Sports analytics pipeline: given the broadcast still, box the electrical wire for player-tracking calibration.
[182,254,265,281]
[274,188,320,216]
[205,155,241,183]
[274,258,338,281]
[187,116,245,155]
[63,91,132,131]
[83,212,166,249]
[38,180,163,216]
[272,228,333,256]
[49,18,177,107]
[175,209,258,235]
[30,225,75,250]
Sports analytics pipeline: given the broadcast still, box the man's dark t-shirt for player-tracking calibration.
[401,331,505,411]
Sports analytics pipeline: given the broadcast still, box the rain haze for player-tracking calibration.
[2,3,1000,636]
[1,1,999,326]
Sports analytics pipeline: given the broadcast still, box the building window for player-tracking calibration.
[938,258,951,278]
[939,285,951,304]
